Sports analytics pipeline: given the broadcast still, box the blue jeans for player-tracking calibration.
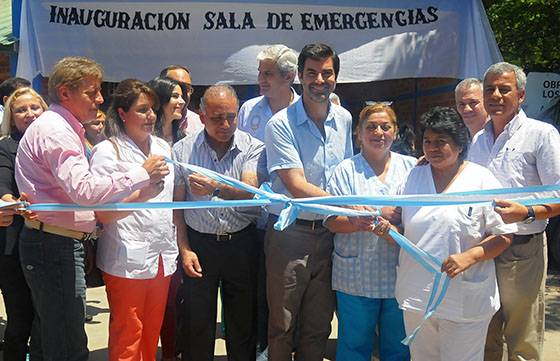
[336,291,410,361]
[19,227,88,361]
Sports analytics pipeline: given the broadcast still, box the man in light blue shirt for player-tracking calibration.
[238,44,300,141]
[264,43,353,360]
[238,44,299,358]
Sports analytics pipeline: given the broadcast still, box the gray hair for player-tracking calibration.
[455,78,482,95]
[257,44,298,78]
[484,62,527,90]
[199,84,239,114]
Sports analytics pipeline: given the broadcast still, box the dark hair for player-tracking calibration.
[105,79,159,139]
[148,76,184,142]
[297,43,340,79]
[0,77,31,105]
[159,65,190,78]
[391,124,417,157]
[419,106,470,161]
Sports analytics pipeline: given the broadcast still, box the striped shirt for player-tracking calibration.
[172,129,265,234]
[327,152,416,298]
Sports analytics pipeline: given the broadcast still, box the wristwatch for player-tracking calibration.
[211,187,221,198]
[523,205,536,224]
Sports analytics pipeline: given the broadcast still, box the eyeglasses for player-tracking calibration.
[209,113,237,123]
[182,83,194,96]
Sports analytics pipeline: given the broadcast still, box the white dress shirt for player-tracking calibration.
[469,109,560,234]
[396,162,517,322]
[90,135,178,279]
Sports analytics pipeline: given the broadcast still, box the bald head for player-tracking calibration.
[200,85,239,114]
[199,85,239,145]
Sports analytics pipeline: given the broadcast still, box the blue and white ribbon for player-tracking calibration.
[2,159,559,345]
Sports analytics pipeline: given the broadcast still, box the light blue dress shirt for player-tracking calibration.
[172,129,265,234]
[238,91,300,228]
[264,97,354,220]
[327,152,416,298]
[238,90,300,142]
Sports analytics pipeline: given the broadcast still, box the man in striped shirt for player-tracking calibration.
[173,84,265,361]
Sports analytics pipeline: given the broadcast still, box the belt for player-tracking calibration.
[188,225,252,241]
[512,232,541,245]
[25,220,95,241]
[269,215,324,230]
[294,218,324,230]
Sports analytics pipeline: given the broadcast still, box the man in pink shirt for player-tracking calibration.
[15,56,169,361]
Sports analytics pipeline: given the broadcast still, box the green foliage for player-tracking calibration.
[483,0,560,72]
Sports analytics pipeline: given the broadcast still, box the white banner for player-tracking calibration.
[524,72,560,120]
[16,0,502,84]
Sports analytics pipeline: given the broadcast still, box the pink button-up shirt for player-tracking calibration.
[15,104,150,233]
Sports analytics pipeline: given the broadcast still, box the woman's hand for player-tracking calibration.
[371,216,391,236]
[441,252,477,278]
[345,205,376,231]
[381,206,401,225]
[2,193,37,222]
[0,207,15,227]
[142,155,170,184]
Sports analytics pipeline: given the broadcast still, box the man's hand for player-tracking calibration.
[494,199,528,224]
[181,250,203,278]
[441,252,477,278]
[188,173,218,196]
[142,155,170,184]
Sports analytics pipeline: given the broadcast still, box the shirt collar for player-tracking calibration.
[294,97,337,129]
[117,133,154,156]
[50,103,86,139]
[502,109,526,137]
[257,87,299,112]
[255,96,272,114]
[485,109,526,140]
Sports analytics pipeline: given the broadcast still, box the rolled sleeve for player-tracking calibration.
[265,118,303,173]
[242,139,265,174]
[536,129,560,186]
